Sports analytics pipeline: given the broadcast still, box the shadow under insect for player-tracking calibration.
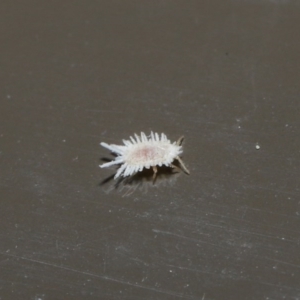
[99,164,181,196]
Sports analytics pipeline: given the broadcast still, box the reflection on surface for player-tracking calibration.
[100,166,181,197]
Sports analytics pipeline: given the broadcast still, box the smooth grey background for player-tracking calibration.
[1,1,300,299]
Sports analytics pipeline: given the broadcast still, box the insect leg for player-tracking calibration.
[176,136,184,146]
[152,166,158,184]
[176,156,190,175]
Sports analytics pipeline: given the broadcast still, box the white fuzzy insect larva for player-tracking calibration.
[100,132,190,179]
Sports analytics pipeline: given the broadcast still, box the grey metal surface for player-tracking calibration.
[1,1,300,299]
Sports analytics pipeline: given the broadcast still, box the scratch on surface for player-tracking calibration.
[86,109,124,114]
[165,263,216,276]
[264,257,300,268]
[227,227,295,242]
[152,229,222,248]
[203,222,295,243]
[245,184,300,198]
[0,252,196,299]
[258,279,300,291]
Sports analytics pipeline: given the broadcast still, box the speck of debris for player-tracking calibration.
[255,144,260,150]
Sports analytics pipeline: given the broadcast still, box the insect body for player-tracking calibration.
[100,132,189,179]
